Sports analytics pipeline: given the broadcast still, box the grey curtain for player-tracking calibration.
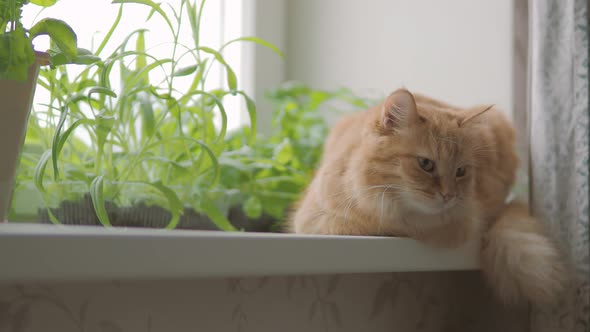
[528,0,589,331]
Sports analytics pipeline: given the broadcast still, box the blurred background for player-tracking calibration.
[25,0,518,132]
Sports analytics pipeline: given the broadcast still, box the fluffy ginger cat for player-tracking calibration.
[289,88,568,306]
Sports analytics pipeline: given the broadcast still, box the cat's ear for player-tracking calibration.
[381,88,419,130]
[459,104,494,127]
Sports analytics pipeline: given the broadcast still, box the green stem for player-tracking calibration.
[194,0,206,50]
[167,0,185,94]
[96,5,123,56]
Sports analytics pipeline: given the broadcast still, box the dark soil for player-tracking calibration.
[39,194,282,232]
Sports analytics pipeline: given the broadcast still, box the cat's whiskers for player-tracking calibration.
[473,142,497,150]
[341,194,357,222]
[472,143,498,155]
[434,135,459,145]
[473,147,498,154]
[329,184,402,200]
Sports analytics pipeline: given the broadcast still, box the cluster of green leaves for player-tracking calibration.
[0,0,84,80]
[11,0,373,231]
[216,83,371,224]
[13,0,279,230]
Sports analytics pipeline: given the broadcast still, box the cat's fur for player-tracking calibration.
[289,88,567,305]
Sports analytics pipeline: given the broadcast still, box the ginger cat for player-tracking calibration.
[290,88,567,306]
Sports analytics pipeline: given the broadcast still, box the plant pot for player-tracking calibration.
[0,52,49,222]
[37,194,279,232]
[29,180,281,231]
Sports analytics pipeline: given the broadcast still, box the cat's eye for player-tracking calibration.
[417,157,435,172]
[456,166,466,177]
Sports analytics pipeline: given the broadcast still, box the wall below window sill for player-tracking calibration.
[0,223,479,283]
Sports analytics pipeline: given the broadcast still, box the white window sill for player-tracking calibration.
[0,223,479,282]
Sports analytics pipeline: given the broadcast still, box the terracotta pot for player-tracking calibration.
[0,52,49,222]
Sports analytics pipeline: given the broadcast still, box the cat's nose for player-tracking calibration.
[439,192,456,202]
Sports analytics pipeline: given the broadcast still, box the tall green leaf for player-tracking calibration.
[199,47,237,92]
[135,30,148,86]
[139,95,155,139]
[112,0,174,33]
[90,176,112,227]
[172,64,198,77]
[88,87,118,99]
[146,181,183,229]
[235,91,257,143]
[54,119,95,163]
[50,105,70,179]
[221,36,284,59]
[96,4,124,56]
[33,150,52,193]
[199,196,237,231]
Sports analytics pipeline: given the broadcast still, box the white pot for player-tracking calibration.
[0,52,49,222]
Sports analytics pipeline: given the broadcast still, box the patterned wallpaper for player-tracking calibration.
[0,272,527,332]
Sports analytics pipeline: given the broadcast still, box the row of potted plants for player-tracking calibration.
[1,0,372,231]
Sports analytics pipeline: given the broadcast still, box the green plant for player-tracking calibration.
[11,0,282,230]
[10,0,374,231]
[0,0,94,80]
[216,82,371,227]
